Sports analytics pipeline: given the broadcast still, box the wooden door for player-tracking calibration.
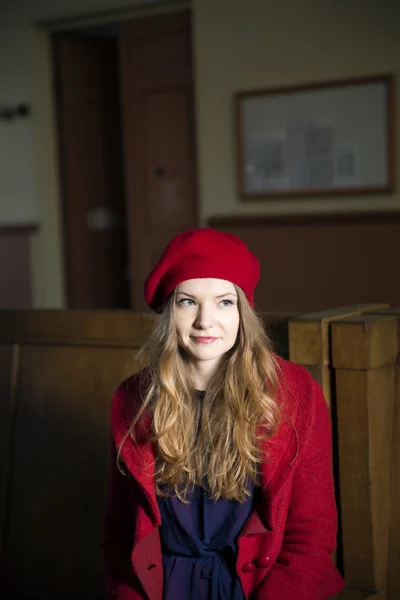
[53,33,129,309]
[0,225,35,308]
[119,11,198,310]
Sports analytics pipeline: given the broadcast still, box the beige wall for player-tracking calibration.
[0,0,399,306]
[0,0,163,307]
[193,0,400,220]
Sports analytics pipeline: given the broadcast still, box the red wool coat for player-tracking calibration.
[103,357,344,599]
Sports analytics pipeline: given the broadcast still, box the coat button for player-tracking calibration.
[256,556,271,568]
[242,562,256,573]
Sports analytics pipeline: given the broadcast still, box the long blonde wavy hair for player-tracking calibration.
[121,285,281,503]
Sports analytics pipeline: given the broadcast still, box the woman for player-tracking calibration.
[103,228,344,600]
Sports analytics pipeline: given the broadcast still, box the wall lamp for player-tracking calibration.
[0,103,30,121]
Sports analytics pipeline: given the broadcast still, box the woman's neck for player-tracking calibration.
[190,359,220,390]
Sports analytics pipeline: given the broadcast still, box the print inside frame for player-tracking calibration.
[234,74,396,200]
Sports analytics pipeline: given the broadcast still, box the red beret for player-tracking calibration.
[144,228,260,312]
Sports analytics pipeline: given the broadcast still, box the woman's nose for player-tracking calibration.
[194,305,214,329]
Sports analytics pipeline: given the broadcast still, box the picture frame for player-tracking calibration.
[235,74,396,200]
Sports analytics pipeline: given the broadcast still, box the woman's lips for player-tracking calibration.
[192,337,219,344]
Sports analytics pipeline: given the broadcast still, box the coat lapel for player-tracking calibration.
[241,399,298,536]
[112,375,161,530]
[119,434,161,528]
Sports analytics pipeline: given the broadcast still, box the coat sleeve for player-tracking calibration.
[102,440,146,600]
[255,378,344,600]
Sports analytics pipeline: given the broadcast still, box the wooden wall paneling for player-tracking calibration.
[0,310,160,598]
[208,214,400,313]
[332,315,397,592]
[2,343,137,598]
[0,309,156,347]
[0,226,36,309]
[0,344,18,571]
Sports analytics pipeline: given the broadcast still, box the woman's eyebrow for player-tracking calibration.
[176,291,196,298]
[176,291,237,298]
[215,293,237,298]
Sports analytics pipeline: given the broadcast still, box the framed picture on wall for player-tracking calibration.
[235,74,396,200]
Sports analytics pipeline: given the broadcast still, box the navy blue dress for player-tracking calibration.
[156,392,256,600]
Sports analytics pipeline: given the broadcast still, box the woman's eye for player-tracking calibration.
[178,298,195,306]
[220,299,234,307]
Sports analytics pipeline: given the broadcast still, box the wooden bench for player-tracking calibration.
[0,307,398,599]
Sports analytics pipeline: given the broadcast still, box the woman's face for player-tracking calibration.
[173,278,240,371]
